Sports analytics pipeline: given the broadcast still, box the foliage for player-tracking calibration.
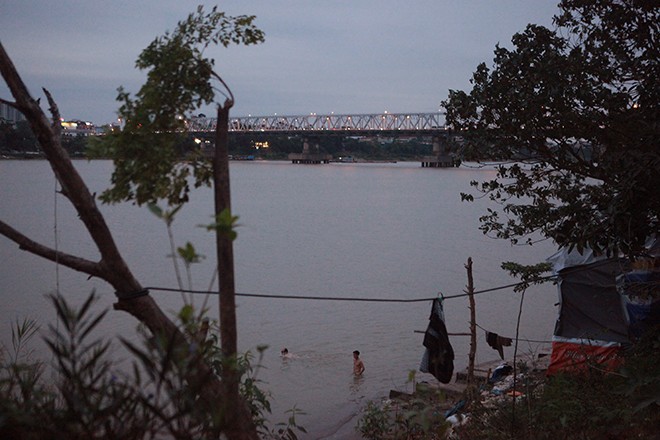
[454,367,659,439]
[0,318,52,438]
[200,208,241,241]
[359,328,660,440]
[225,132,434,160]
[443,0,659,258]
[501,261,553,293]
[616,323,660,412]
[268,406,307,440]
[356,373,450,440]
[89,5,264,206]
[356,400,394,439]
[0,120,38,152]
[356,397,450,440]
[452,325,660,439]
[148,203,190,293]
[0,292,305,439]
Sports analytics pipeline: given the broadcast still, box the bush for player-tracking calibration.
[453,327,660,439]
[356,378,450,440]
[0,292,304,439]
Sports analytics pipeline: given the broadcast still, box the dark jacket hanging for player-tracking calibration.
[420,298,454,383]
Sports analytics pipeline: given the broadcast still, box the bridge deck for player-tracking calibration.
[187,112,447,135]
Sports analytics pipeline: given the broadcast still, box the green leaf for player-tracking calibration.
[199,208,240,240]
[177,242,203,264]
[147,203,163,219]
[94,6,264,207]
[178,304,195,324]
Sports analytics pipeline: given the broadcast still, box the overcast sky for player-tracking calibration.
[1,1,560,124]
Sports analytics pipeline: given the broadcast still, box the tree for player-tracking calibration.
[0,120,37,152]
[0,5,264,439]
[93,6,265,438]
[442,0,659,258]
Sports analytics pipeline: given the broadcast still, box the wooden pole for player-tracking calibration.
[214,100,259,439]
[465,257,477,386]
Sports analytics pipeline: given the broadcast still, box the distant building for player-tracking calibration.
[0,101,26,125]
[61,120,95,136]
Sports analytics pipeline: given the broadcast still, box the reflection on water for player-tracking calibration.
[349,375,365,400]
[0,160,558,439]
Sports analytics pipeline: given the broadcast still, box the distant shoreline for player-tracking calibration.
[0,154,404,163]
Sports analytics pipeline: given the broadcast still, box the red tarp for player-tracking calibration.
[546,338,623,375]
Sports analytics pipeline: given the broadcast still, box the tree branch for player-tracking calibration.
[210,71,234,108]
[0,220,104,278]
[0,40,140,293]
[0,96,21,111]
[43,88,62,138]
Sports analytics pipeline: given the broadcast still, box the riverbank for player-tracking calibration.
[357,329,660,439]
[353,352,551,439]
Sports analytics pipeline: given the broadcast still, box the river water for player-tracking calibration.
[0,159,558,438]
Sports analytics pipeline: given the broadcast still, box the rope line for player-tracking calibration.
[143,255,630,304]
[145,286,435,302]
[54,178,60,297]
[416,323,553,344]
[52,178,61,372]
[475,322,553,344]
[144,276,559,303]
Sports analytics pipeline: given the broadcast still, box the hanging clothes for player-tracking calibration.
[485,331,513,360]
[419,298,454,383]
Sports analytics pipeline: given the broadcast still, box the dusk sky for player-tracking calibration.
[1,1,560,124]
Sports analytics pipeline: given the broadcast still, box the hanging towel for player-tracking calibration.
[486,331,513,360]
[419,298,454,383]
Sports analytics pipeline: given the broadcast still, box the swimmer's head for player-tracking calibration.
[281,348,288,355]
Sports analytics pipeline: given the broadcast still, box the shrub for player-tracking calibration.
[0,292,304,439]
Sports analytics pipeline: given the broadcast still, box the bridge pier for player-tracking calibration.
[302,138,310,153]
[420,136,459,167]
[290,156,331,164]
[288,137,332,164]
[421,157,456,167]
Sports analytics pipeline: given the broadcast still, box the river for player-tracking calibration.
[0,159,558,438]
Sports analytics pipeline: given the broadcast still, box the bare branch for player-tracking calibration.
[210,71,234,108]
[42,88,62,137]
[0,96,21,111]
[0,220,104,278]
[0,41,142,294]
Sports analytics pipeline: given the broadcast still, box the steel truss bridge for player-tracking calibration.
[187,112,447,135]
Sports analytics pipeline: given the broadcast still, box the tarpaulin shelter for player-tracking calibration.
[546,238,660,375]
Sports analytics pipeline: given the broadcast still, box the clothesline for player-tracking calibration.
[413,325,552,344]
[143,278,551,303]
[142,257,631,304]
[474,322,552,344]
